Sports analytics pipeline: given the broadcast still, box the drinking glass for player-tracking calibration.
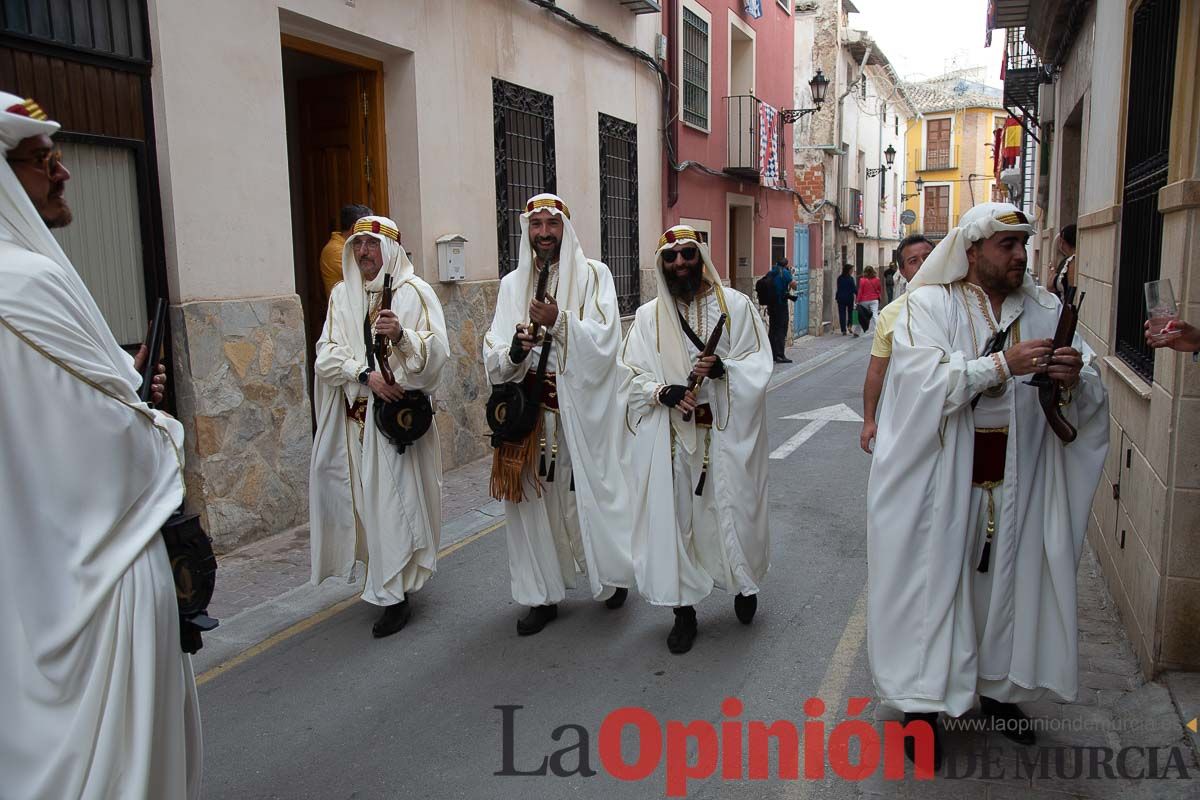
[1145,280,1178,343]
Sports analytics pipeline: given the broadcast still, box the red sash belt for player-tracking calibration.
[692,403,714,429]
[972,428,1008,486]
[521,371,559,412]
[346,397,368,426]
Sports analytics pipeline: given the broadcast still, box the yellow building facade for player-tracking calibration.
[900,72,1006,240]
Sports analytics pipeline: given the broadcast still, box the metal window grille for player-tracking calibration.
[1,0,149,62]
[1115,0,1179,380]
[599,113,640,316]
[493,78,556,277]
[682,8,708,128]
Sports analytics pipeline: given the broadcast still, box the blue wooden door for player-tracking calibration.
[792,225,810,336]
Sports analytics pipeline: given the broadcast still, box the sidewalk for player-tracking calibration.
[195,333,855,676]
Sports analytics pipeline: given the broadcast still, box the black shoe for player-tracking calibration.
[604,588,628,609]
[902,712,943,772]
[667,606,698,654]
[773,355,785,363]
[516,604,558,636]
[979,696,1037,746]
[779,357,793,363]
[734,593,757,624]
[371,600,411,638]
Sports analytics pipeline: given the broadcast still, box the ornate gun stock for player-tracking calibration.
[1028,287,1084,444]
[376,273,396,386]
[681,313,727,423]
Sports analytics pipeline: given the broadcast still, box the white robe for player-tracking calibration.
[0,238,202,799]
[483,260,634,606]
[866,280,1108,717]
[620,287,774,607]
[310,276,448,605]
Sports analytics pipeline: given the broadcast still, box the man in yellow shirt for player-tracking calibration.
[859,234,933,453]
[320,204,373,300]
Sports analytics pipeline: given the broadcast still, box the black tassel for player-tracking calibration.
[546,456,557,483]
[977,541,991,573]
[694,467,707,497]
[538,452,547,477]
[570,474,575,492]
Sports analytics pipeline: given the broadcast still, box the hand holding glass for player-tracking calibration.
[1144,280,1178,345]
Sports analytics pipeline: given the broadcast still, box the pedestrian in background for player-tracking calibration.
[1046,223,1076,300]
[767,257,795,363]
[836,264,857,336]
[857,266,882,333]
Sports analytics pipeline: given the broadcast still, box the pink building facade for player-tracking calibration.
[661,0,798,297]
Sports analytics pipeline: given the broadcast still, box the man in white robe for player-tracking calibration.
[619,225,773,654]
[866,203,1109,765]
[482,193,634,635]
[0,93,202,798]
[310,215,449,638]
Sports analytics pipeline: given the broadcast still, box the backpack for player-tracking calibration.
[755,273,776,306]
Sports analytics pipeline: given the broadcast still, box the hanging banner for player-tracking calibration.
[744,0,763,20]
[759,102,781,188]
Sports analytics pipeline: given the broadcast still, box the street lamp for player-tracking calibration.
[866,146,896,178]
[780,69,829,123]
[900,177,924,201]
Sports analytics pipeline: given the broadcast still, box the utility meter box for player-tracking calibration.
[436,234,467,282]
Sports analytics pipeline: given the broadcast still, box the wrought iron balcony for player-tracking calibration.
[614,0,662,13]
[725,95,782,178]
[1003,27,1043,119]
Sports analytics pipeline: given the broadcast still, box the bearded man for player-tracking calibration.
[482,193,634,635]
[867,203,1108,765]
[310,216,449,638]
[0,93,201,798]
[619,225,773,654]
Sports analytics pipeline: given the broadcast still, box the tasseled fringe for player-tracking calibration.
[570,473,575,492]
[977,487,996,573]
[694,430,712,496]
[490,416,544,503]
[538,435,547,477]
[546,441,558,483]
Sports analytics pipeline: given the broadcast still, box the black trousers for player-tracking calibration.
[837,301,854,333]
[767,300,788,358]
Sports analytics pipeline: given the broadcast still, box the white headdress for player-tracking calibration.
[908,202,1036,294]
[654,224,727,454]
[0,91,142,398]
[334,215,415,363]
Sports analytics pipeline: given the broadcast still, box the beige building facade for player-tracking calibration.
[142,0,663,550]
[997,0,1200,675]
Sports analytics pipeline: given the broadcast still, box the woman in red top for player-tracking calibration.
[857,266,882,333]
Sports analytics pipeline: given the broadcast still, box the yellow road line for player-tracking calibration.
[196,519,505,686]
[785,585,869,800]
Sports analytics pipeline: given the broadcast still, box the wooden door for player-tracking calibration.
[923,185,949,236]
[296,70,387,342]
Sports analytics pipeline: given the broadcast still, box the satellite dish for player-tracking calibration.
[900,209,917,225]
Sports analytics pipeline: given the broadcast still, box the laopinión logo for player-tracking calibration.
[495,698,1195,797]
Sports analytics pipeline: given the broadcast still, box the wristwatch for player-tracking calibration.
[357,369,370,385]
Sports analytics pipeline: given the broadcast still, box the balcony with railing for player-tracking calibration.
[1003,27,1042,118]
[725,95,787,180]
[914,145,959,172]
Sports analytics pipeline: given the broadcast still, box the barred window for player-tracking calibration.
[599,114,640,316]
[682,8,709,129]
[493,78,556,277]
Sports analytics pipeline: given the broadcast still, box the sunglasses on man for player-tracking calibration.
[662,246,698,264]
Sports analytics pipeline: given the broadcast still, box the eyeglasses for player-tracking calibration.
[662,247,698,264]
[351,238,382,251]
[6,149,63,178]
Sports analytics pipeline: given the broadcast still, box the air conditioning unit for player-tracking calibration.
[839,187,864,229]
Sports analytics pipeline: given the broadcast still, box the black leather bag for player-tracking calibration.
[160,511,219,655]
[374,391,434,454]
[485,381,540,448]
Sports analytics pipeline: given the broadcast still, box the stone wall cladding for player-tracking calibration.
[171,294,312,553]
[430,280,502,470]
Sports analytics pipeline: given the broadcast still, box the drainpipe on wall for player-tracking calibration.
[667,0,680,212]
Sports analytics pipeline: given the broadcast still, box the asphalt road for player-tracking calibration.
[199,338,881,800]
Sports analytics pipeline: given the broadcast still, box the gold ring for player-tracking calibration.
[1033,356,1040,367]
